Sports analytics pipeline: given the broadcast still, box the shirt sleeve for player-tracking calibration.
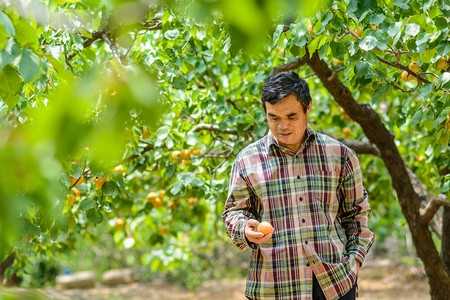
[338,149,375,265]
[222,157,259,250]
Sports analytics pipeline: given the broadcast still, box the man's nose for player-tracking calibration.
[278,119,289,130]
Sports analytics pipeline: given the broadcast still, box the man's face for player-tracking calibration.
[265,94,311,153]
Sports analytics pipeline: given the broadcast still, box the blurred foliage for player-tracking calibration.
[0,0,449,289]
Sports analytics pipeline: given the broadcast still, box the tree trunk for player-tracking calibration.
[0,253,21,286]
[442,206,450,273]
[300,51,450,299]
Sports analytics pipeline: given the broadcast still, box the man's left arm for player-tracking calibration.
[338,149,375,270]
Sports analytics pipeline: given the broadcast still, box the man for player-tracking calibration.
[222,71,375,300]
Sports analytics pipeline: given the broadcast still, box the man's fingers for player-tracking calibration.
[245,219,274,244]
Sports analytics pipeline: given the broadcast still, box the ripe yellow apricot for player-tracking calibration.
[258,221,274,235]
[308,23,315,35]
[188,197,199,207]
[342,127,351,138]
[409,62,420,73]
[159,225,169,235]
[168,200,177,210]
[152,197,162,207]
[437,57,448,69]
[93,176,107,189]
[141,127,149,139]
[72,187,82,199]
[113,165,124,173]
[180,149,191,160]
[147,192,158,202]
[116,218,124,229]
[354,28,363,37]
[67,194,76,206]
[70,175,84,186]
[401,70,414,81]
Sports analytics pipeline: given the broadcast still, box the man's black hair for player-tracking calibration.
[261,71,312,112]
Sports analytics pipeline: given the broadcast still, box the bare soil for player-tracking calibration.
[1,258,430,300]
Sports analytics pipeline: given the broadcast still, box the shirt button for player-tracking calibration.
[302,219,306,223]
[297,175,300,179]
[299,197,303,201]
[305,240,308,245]
[306,263,310,267]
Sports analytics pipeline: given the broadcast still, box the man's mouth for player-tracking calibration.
[278,132,291,137]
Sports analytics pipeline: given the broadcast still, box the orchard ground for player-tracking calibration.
[1,251,430,300]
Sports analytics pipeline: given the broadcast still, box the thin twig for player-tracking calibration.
[102,33,122,64]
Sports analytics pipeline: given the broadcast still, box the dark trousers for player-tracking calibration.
[313,274,357,300]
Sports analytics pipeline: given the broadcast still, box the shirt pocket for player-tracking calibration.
[309,169,339,205]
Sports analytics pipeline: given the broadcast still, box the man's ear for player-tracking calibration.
[306,101,312,117]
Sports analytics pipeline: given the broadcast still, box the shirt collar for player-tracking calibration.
[266,125,316,156]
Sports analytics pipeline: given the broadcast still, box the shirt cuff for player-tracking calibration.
[347,247,367,267]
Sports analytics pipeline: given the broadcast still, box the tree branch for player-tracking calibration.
[334,137,381,156]
[66,30,105,62]
[420,196,450,225]
[192,123,238,135]
[376,56,431,84]
[102,33,122,64]
[270,56,309,75]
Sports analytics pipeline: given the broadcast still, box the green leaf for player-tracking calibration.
[0,26,7,50]
[420,48,437,63]
[170,181,183,196]
[164,29,179,40]
[368,14,385,26]
[434,16,448,30]
[0,38,19,72]
[19,48,41,83]
[405,23,420,37]
[438,72,450,85]
[437,42,450,56]
[173,77,187,90]
[87,209,103,224]
[156,125,170,140]
[192,177,204,187]
[354,62,370,77]
[419,84,434,98]
[80,198,96,211]
[55,217,69,232]
[372,83,390,103]
[15,19,39,49]
[308,38,321,58]
[112,173,126,188]
[0,65,22,108]
[178,172,194,186]
[102,181,117,196]
[0,11,15,36]
[434,109,450,127]
[440,131,449,148]
[26,220,41,236]
[388,22,402,38]
[359,36,378,51]
[181,61,194,74]
[394,0,410,9]
[321,12,333,26]
[272,24,284,44]
[410,110,424,127]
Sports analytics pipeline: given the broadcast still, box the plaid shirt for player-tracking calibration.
[222,125,375,300]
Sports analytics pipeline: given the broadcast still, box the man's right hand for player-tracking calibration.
[245,219,273,244]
